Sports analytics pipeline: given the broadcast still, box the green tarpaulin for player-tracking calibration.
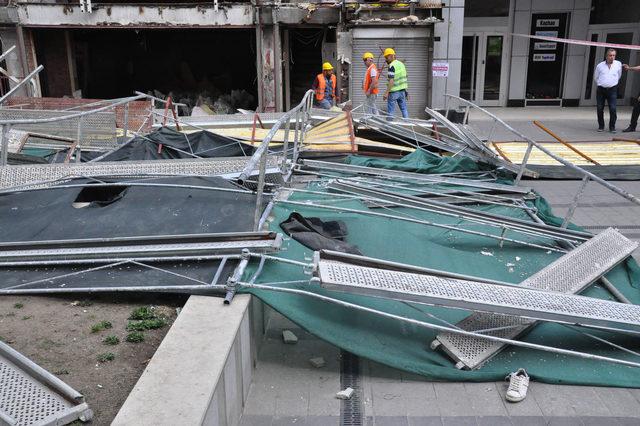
[241,152,640,387]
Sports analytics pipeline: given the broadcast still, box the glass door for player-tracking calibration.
[583,30,635,105]
[461,32,506,106]
[481,35,505,104]
[460,35,479,101]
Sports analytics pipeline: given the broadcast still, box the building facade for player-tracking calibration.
[461,0,640,108]
[0,0,638,113]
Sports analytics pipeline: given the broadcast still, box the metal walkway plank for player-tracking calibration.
[0,341,92,426]
[434,227,638,369]
[0,237,282,265]
[315,246,640,336]
[0,156,281,191]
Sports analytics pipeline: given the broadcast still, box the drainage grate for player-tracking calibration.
[340,350,363,426]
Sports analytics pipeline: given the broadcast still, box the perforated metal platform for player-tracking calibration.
[0,156,281,191]
[0,232,282,265]
[315,251,640,335]
[0,108,117,150]
[0,341,92,425]
[434,227,638,369]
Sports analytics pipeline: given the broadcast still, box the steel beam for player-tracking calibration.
[327,180,591,243]
[298,159,532,195]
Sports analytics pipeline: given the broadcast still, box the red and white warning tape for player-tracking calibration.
[512,33,640,51]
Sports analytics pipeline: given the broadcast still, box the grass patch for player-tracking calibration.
[13,303,23,309]
[126,332,145,343]
[90,321,113,333]
[22,316,32,320]
[103,335,120,346]
[129,306,157,321]
[126,318,167,331]
[97,352,115,363]
[54,369,70,375]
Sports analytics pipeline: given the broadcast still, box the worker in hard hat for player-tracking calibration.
[362,52,379,115]
[382,48,409,119]
[312,62,337,109]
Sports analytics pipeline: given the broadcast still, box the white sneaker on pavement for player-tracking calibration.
[505,368,530,403]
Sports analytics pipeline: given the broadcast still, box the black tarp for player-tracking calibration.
[0,176,262,291]
[280,212,362,254]
[80,127,255,162]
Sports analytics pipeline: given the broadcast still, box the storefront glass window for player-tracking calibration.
[464,0,509,18]
[590,0,640,24]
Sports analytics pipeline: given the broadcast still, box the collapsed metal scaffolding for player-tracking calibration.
[1,83,640,380]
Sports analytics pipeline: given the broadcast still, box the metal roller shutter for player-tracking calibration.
[351,28,432,118]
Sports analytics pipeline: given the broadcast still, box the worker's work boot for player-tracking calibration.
[505,368,530,403]
[623,126,636,133]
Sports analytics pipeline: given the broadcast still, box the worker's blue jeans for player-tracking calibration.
[314,98,332,110]
[387,90,409,119]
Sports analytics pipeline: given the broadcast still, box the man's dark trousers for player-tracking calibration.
[596,85,618,130]
[628,95,640,130]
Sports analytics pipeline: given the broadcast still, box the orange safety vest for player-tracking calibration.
[363,64,379,95]
[315,74,337,101]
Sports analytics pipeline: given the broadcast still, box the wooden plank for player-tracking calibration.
[533,120,601,165]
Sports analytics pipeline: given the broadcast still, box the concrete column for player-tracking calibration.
[431,0,464,109]
[508,1,531,105]
[283,28,291,111]
[256,11,283,112]
[272,9,283,112]
[562,0,591,105]
[337,31,351,105]
[19,27,41,97]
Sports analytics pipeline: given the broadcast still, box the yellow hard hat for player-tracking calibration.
[322,62,334,71]
[383,48,396,57]
[362,52,374,60]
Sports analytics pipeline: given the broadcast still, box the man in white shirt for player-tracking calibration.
[593,48,623,133]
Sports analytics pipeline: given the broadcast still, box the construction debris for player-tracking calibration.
[282,330,299,344]
[335,387,354,400]
[2,81,640,425]
[309,357,326,368]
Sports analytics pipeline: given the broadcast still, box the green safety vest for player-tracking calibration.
[389,60,408,92]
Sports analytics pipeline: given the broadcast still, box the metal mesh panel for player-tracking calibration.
[435,227,638,369]
[0,108,117,150]
[0,354,74,425]
[0,156,281,191]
